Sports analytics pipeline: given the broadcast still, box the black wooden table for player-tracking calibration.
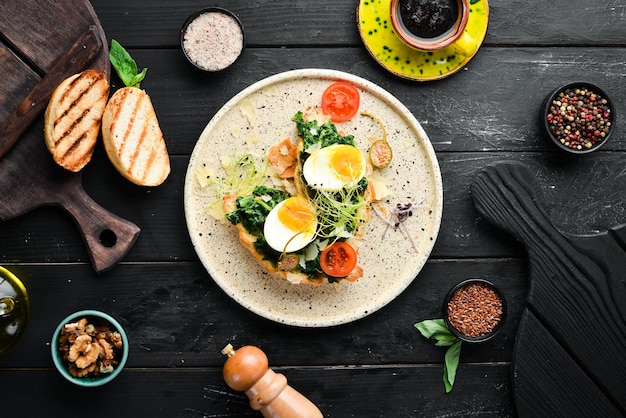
[2,0,626,416]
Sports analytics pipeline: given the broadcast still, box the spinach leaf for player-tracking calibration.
[225,186,288,235]
[252,234,282,265]
[292,111,356,153]
[301,256,324,279]
[109,39,148,88]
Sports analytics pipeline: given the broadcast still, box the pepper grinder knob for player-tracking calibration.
[221,344,323,418]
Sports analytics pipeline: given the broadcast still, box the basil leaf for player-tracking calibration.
[415,319,462,392]
[130,68,148,88]
[414,319,450,338]
[443,340,461,393]
[415,319,458,346]
[443,363,453,393]
[434,334,459,347]
[109,39,148,88]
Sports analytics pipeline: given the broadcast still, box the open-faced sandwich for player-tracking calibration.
[219,108,382,285]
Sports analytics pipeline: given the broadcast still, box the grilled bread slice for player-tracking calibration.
[44,69,109,172]
[101,87,170,186]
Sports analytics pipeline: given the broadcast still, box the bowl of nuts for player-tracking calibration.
[51,310,128,387]
[540,82,615,154]
[443,279,506,343]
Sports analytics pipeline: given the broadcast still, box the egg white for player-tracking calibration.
[302,144,366,191]
[264,197,317,253]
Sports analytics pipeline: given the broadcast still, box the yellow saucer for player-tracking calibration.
[357,0,489,81]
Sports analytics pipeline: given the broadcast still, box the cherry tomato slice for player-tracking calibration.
[319,241,357,277]
[321,82,360,123]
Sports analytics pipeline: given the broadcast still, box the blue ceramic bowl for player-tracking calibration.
[51,310,128,387]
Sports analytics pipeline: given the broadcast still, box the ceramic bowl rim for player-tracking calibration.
[539,81,615,154]
[180,6,245,72]
[51,309,129,387]
[389,0,470,51]
[442,278,507,343]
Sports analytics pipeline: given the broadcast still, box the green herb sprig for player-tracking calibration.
[414,319,462,393]
[109,39,147,88]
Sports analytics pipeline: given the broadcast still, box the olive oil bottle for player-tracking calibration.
[0,266,29,356]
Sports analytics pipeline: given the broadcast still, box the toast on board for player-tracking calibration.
[44,69,109,172]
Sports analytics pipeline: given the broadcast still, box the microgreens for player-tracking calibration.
[309,184,368,242]
[216,153,268,198]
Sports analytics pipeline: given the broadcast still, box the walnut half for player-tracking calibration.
[58,316,124,379]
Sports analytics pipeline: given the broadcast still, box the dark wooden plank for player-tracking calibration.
[5,150,626,262]
[2,150,626,263]
[0,259,527,368]
[91,0,626,47]
[98,47,626,156]
[0,365,515,417]
[92,0,362,48]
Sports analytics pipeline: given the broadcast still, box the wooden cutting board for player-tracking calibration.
[0,0,140,273]
[471,162,626,417]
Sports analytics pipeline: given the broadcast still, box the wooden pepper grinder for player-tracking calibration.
[221,344,323,418]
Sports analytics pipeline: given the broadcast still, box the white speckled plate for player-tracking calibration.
[184,69,442,327]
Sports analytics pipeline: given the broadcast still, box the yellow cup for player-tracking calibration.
[453,29,477,57]
[390,0,477,57]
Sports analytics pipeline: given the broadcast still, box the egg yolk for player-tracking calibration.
[278,196,316,233]
[330,145,365,183]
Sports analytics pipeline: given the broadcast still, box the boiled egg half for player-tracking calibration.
[264,195,318,253]
[303,144,366,191]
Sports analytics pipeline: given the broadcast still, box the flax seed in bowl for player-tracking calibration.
[443,279,506,343]
[181,7,245,72]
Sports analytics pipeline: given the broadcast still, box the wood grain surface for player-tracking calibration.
[1,0,625,417]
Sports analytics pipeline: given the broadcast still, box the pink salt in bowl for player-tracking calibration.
[181,7,245,72]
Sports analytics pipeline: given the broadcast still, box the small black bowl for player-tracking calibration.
[539,82,615,154]
[180,7,245,72]
[442,278,506,343]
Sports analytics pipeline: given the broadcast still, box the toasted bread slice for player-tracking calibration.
[101,87,170,186]
[222,194,365,286]
[44,69,109,172]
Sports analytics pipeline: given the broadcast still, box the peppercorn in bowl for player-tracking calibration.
[443,279,506,343]
[51,310,129,387]
[540,82,615,154]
